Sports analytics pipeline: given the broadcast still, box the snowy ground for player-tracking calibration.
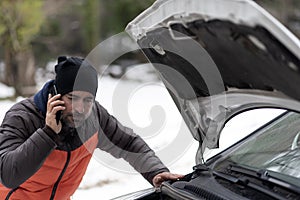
[0,66,284,199]
[73,71,199,199]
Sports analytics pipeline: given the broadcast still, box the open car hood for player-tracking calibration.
[125,0,300,161]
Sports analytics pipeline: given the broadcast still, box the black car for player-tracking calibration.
[112,0,300,199]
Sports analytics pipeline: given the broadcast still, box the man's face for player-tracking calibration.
[61,91,95,128]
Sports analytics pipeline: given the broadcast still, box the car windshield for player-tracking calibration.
[216,111,300,183]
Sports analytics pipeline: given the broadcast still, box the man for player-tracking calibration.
[0,56,183,200]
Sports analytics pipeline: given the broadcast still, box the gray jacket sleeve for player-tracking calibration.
[0,104,57,188]
[96,103,169,184]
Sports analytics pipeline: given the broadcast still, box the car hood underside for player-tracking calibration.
[126,0,300,161]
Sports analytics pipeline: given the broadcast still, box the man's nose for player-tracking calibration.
[74,101,85,113]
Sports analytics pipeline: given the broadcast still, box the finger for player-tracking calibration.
[161,173,184,180]
[48,95,63,106]
[49,93,61,102]
[52,105,65,114]
[47,99,64,115]
[171,174,185,179]
[153,177,163,187]
[153,174,171,187]
[47,94,58,108]
[50,100,65,108]
[156,176,164,182]
[160,172,174,178]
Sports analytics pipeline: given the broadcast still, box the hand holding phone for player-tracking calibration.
[46,85,65,133]
[52,85,62,125]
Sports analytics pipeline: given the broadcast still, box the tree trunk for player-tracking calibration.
[4,43,16,87]
[4,45,36,97]
[16,48,36,96]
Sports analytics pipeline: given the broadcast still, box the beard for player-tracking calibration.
[61,113,86,128]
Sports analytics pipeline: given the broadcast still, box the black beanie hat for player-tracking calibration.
[54,56,98,96]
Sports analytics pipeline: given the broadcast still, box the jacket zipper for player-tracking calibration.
[5,187,18,200]
[50,144,71,200]
[5,150,71,200]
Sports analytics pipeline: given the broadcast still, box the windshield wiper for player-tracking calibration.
[213,170,287,200]
[229,163,300,195]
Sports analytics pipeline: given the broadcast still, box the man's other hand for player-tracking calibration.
[152,172,184,188]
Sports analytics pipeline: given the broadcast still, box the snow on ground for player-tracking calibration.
[0,66,283,199]
[0,82,14,98]
[72,72,198,199]
[0,69,198,200]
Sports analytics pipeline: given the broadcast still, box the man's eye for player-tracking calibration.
[68,96,79,101]
[85,99,94,104]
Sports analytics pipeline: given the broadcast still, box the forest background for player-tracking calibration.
[0,0,299,97]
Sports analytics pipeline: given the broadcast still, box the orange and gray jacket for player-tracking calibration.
[0,81,168,199]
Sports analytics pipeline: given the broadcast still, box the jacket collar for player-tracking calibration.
[33,80,55,116]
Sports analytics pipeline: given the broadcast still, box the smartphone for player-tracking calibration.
[52,85,62,125]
